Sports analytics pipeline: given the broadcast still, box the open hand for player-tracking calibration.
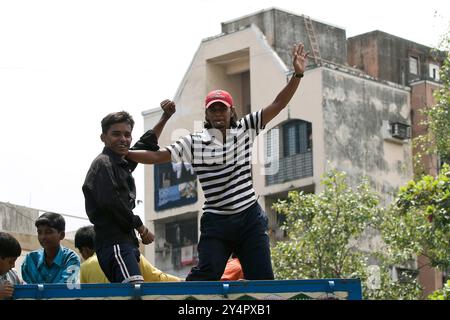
[293,43,309,75]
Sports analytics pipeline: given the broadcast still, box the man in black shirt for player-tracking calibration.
[82,100,175,283]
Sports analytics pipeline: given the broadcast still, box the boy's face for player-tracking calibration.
[37,225,64,251]
[0,256,17,275]
[101,122,132,158]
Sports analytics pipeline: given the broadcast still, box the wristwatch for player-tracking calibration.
[293,72,304,79]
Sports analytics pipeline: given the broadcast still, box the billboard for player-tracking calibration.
[154,162,197,211]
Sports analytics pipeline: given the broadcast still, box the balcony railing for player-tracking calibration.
[265,152,313,186]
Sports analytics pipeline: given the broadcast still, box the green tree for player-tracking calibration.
[271,169,421,299]
[428,280,450,300]
[382,164,450,271]
[408,29,450,298]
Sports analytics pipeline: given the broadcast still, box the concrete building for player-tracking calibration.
[348,30,444,174]
[139,8,434,280]
[348,30,446,297]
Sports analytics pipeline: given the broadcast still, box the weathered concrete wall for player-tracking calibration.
[0,202,76,249]
[222,9,276,45]
[321,68,413,204]
[221,8,347,67]
[0,202,38,234]
[347,34,379,76]
[348,31,441,86]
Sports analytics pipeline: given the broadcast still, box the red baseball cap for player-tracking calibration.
[205,90,234,109]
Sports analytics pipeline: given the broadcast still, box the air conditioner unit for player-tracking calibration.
[390,123,411,140]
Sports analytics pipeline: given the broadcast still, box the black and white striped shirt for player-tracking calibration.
[166,110,264,215]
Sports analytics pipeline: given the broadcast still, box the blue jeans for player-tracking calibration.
[186,202,274,281]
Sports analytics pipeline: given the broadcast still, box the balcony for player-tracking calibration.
[265,152,313,186]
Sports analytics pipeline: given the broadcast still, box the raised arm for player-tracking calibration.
[127,149,172,165]
[129,99,175,166]
[261,43,309,127]
[152,99,176,139]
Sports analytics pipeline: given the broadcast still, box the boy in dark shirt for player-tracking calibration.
[82,100,175,283]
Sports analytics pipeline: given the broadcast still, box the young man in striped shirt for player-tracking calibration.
[127,43,308,281]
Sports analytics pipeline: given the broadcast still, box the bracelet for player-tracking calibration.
[293,72,304,79]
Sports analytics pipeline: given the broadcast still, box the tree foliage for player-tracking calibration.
[409,27,450,299]
[271,169,421,299]
[428,280,450,300]
[382,164,450,271]
[271,30,449,300]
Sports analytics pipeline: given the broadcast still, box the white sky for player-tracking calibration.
[1,0,449,231]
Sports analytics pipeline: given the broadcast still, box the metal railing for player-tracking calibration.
[12,279,362,300]
[265,152,313,186]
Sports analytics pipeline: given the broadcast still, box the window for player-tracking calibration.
[429,63,440,81]
[166,219,198,269]
[409,56,419,75]
[264,119,313,185]
[282,120,312,157]
[265,127,279,161]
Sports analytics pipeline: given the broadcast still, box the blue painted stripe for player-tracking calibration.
[13,279,362,300]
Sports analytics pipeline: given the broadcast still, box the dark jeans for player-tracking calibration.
[186,202,274,281]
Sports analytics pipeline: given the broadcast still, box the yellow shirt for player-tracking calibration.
[80,254,181,283]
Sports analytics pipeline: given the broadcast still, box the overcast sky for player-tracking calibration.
[1,0,449,231]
